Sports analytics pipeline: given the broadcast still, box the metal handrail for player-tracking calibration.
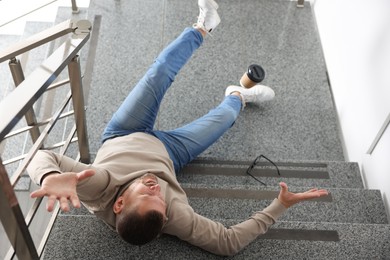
[367,112,390,154]
[0,20,91,139]
[0,19,92,260]
[0,19,74,63]
[4,110,75,140]
[0,1,79,28]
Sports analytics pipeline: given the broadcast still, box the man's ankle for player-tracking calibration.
[229,91,244,104]
[195,27,207,37]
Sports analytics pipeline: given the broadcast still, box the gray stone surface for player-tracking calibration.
[44,215,390,259]
[183,185,388,224]
[1,0,385,259]
[83,0,344,162]
[156,0,344,162]
[85,0,165,153]
[14,175,31,191]
[178,160,364,189]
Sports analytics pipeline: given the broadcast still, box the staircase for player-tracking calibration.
[2,0,390,259]
[44,159,390,259]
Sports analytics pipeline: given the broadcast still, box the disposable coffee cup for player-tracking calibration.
[240,64,265,88]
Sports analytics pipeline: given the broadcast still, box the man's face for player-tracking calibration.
[114,173,167,218]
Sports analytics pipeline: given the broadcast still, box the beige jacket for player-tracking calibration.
[27,132,287,256]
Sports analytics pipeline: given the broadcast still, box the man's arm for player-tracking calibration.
[28,150,88,185]
[166,182,328,256]
[27,150,103,212]
[277,181,328,208]
[167,198,285,256]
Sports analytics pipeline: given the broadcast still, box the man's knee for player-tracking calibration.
[147,60,174,84]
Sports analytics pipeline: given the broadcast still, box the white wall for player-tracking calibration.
[312,0,390,220]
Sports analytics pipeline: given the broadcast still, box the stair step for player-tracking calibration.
[19,21,54,75]
[62,184,388,225]
[62,160,384,224]
[43,215,390,259]
[179,159,364,189]
[54,6,89,24]
[182,184,387,224]
[21,21,53,38]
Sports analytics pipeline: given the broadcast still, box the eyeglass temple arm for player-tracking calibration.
[259,155,281,176]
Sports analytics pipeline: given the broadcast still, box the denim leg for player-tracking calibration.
[101,28,203,142]
[154,95,242,173]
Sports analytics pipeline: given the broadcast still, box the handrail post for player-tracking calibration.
[9,58,42,144]
[71,0,79,14]
[0,19,92,258]
[68,55,90,163]
[0,158,39,260]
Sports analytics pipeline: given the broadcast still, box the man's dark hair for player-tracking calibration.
[116,207,164,246]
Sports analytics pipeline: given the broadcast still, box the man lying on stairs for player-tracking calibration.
[27,0,328,256]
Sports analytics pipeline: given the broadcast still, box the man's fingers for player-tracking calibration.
[301,189,329,201]
[46,195,57,212]
[278,182,329,207]
[46,195,80,212]
[77,169,95,181]
[30,189,46,199]
[317,189,329,196]
[60,197,70,212]
[70,194,81,208]
[309,189,328,197]
[279,182,288,192]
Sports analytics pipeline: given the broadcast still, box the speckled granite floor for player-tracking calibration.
[43,0,390,258]
[85,0,344,162]
[2,0,389,259]
[44,215,390,259]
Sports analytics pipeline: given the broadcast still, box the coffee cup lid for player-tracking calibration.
[247,64,265,83]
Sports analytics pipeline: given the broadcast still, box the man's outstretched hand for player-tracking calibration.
[277,182,329,208]
[30,169,95,212]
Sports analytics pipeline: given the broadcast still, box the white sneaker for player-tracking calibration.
[225,85,275,106]
[195,0,221,33]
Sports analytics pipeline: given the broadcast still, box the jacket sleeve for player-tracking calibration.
[164,199,287,256]
[27,150,110,201]
[27,150,84,185]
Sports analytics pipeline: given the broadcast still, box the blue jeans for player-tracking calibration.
[102,28,242,173]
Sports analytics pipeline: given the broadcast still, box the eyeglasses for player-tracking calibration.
[246,155,281,186]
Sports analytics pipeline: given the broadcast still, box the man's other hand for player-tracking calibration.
[30,169,95,212]
[277,182,329,208]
